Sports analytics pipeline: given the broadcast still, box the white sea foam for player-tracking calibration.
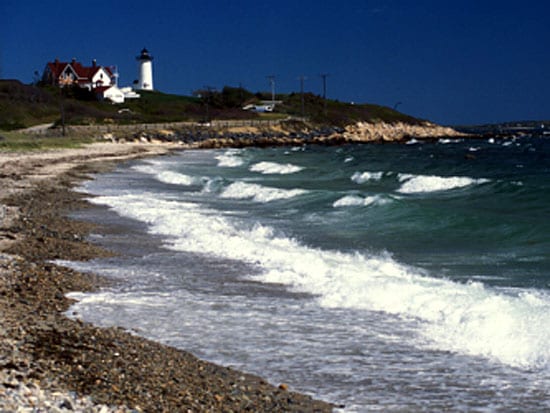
[249,161,303,175]
[221,181,307,203]
[156,171,198,186]
[397,174,489,194]
[438,138,463,144]
[88,192,550,370]
[132,164,159,175]
[351,171,384,184]
[333,195,389,208]
[132,165,199,186]
[215,150,244,167]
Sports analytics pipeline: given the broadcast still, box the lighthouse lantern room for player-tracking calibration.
[136,48,154,90]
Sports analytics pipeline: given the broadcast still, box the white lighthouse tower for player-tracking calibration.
[136,48,154,90]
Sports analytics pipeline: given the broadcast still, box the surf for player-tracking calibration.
[86,189,550,370]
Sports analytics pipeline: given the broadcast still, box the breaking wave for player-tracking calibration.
[397,174,489,194]
[333,194,390,208]
[250,161,304,175]
[132,165,199,186]
[86,192,550,370]
[351,171,384,184]
[220,181,307,203]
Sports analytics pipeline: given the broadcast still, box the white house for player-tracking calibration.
[95,85,125,104]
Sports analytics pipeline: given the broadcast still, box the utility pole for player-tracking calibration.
[266,75,275,105]
[298,75,307,118]
[320,73,330,115]
[239,82,244,106]
[59,86,66,137]
[203,85,216,124]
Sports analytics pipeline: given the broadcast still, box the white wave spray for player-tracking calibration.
[398,174,489,194]
[351,171,384,184]
[221,181,307,203]
[132,165,200,186]
[250,161,303,175]
[87,192,550,370]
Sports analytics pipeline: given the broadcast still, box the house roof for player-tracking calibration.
[46,59,113,82]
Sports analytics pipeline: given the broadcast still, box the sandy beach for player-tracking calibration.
[0,142,333,412]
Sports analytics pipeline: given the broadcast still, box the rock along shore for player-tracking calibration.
[57,119,471,148]
[0,143,334,412]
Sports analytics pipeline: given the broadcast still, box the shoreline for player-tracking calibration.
[0,142,334,412]
[21,119,473,147]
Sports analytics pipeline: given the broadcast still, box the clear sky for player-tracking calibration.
[2,0,549,125]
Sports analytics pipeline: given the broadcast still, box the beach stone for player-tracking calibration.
[0,142,334,413]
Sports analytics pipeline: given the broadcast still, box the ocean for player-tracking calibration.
[63,136,550,411]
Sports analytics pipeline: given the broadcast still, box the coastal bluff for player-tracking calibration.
[340,121,468,142]
[71,119,470,148]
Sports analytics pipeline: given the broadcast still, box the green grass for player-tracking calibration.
[274,93,423,126]
[0,130,95,152]
[0,79,424,132]
[257,112,288,120]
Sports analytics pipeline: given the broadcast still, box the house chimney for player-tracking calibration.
[55,58,59,64]
[71,57,76,64]
[92,59,97,68]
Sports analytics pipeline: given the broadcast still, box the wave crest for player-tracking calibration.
[221,181,307,202]
[351,171,384,184]
[216,150,244,167]
[398,174,489,194]
[333,195,390,207]
[250,161,303,175]
[87,192,550,369]
[132,165,199,186]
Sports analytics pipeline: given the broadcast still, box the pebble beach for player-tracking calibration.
[0,142,333,412]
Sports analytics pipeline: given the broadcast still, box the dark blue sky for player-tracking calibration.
[2,0,549,125]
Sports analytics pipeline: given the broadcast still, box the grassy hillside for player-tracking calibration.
[272,92,421,126]
[0,79,421,131]
[0,80,60,129]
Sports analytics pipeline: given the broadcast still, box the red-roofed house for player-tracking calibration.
[42,58,126,103]
[43,58,115,89]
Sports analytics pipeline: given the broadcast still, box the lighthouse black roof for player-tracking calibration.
[136,48,153,61]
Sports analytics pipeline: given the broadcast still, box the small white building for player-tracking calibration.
[136,48,154,90]
[120,86,141,99]
[95,85,125,104]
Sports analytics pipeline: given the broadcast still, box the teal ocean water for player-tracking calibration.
[65,136,550,411]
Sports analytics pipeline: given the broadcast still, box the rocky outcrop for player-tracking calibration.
[341,121,469,142]
[103,120,470,147]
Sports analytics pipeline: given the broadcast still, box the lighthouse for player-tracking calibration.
[136,48,154,90]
